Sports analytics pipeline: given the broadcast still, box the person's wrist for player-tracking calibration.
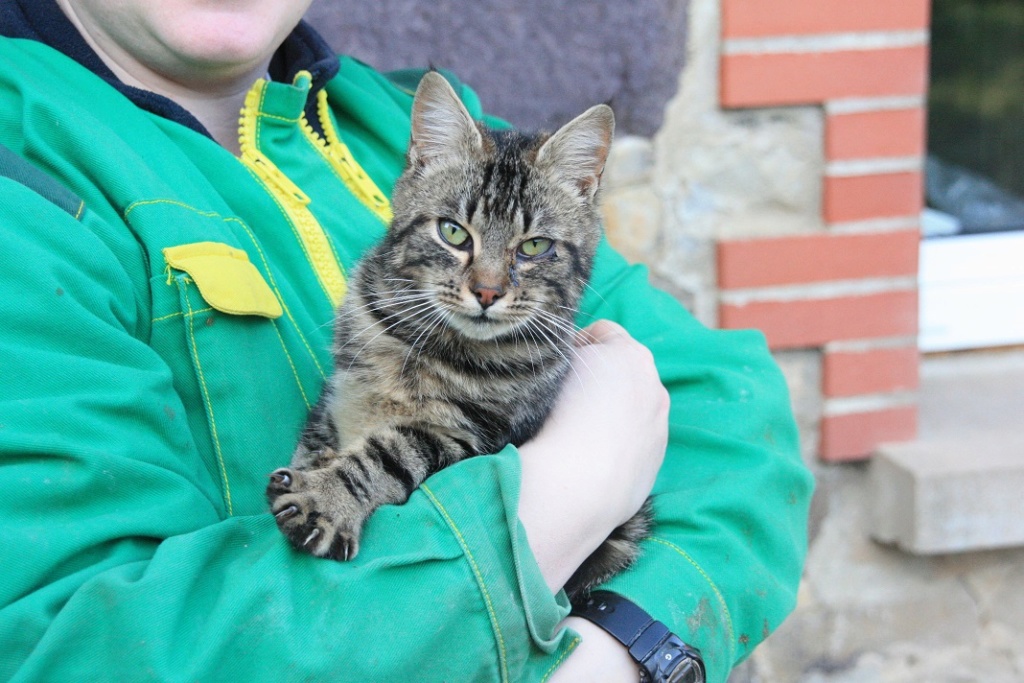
[548,616,639,682]
[517,440,619,593]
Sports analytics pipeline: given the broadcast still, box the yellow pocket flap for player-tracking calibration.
[163,242,283,319]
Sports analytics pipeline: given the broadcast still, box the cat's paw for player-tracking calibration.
[266,466,365,561]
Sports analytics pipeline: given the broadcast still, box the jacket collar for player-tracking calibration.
[1,0,340,140]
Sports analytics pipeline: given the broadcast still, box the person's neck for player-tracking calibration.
[55,0,267,155]
[105,64,262,156]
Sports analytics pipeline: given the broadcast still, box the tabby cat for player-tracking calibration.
[266,72,651,598]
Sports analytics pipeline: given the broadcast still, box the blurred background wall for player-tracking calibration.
[307,0,689,136]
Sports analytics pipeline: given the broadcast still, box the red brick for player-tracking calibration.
[723,0,931,38]
[824,172,924,224]
[826,108,927,161]
[719,289,918,350]
[823,346,920,397]
[820,405,917,461]
[717,230,920,289]
[721,46,929,108]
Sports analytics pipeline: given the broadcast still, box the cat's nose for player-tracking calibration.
[472,284,505,309]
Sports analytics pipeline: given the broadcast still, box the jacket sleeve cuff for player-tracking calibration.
[419,445,577,681]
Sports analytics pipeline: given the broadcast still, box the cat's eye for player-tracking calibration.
[438,219,471,248]
[518,237,554,258]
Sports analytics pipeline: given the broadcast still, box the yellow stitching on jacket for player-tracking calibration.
[254,111,301,124]
[152,307,216,324]
[421,484,509,683]
[276,128,350,286]
[649,536,736,662]
[229,216,327,380]
[238,80,347,307]
[178,278,234,516]
[126,197,327,380]
[125,198,225,221]
[298,112,389,228]
[311,89,393,224]
[140,198,316,414]
[540,636,581,683]
[74,200,85,220]
[271,320,311,409]
[238,163,338,306]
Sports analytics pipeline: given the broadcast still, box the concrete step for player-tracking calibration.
[869,347,1024,554]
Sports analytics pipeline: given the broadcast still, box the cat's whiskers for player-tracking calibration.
[509,324,542,382]
[532,307,585,342]
[552,303,599,325]
[312,315,339,335]
[530,320,585,386]
[576,276,609,306]
[399,303,453,379]
[342,298,441,371]
[331,290,435,324]
[530,309,599,383]
[520,316,586,387]
[514,295,590,332]
[330,295,436,355]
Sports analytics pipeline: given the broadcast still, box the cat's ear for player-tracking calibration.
[408,71,484,168]
[536,104,615,200]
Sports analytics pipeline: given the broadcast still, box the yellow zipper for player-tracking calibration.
[303,88,393,225]
[238,78,347,307]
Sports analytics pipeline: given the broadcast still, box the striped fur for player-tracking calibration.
[268,73,649,598]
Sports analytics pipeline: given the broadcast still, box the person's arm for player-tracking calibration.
[457,77,811,681]
[338,63,812,681]
[519,320,669,594]
[553,239,814,682]
[0,180,590,682]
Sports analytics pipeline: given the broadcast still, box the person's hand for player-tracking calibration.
[546,617,640,682]
[517,319,669,593]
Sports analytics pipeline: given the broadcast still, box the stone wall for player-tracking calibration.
[306,0,689,136]
[609,2,1024,681]
[601,0,931,464]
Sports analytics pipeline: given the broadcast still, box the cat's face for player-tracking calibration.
[381,72,614,343]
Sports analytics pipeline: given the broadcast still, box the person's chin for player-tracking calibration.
[160,7,304,72]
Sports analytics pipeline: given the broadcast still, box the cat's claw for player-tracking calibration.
[333,535,359,562]
[266,464,367,561]
[275,504,298,521]
[269,468,292,488]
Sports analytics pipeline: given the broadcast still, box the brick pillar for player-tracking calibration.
[716,0,931,461]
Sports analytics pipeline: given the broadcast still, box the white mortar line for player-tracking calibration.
[722,30,928,56]
[826,156,924,177]
[720,276,918,306]
[828,216,921,234]
[823,391,918,416]
[826,95,925,115]
[826,336,920,353]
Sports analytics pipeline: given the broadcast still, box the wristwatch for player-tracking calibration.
[570,591,706,683]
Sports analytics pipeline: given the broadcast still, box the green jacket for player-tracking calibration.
[0,35,812,683]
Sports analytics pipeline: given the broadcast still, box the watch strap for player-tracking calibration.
[571,591,705,683]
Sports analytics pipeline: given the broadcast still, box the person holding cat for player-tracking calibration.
[0,1,813,682]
